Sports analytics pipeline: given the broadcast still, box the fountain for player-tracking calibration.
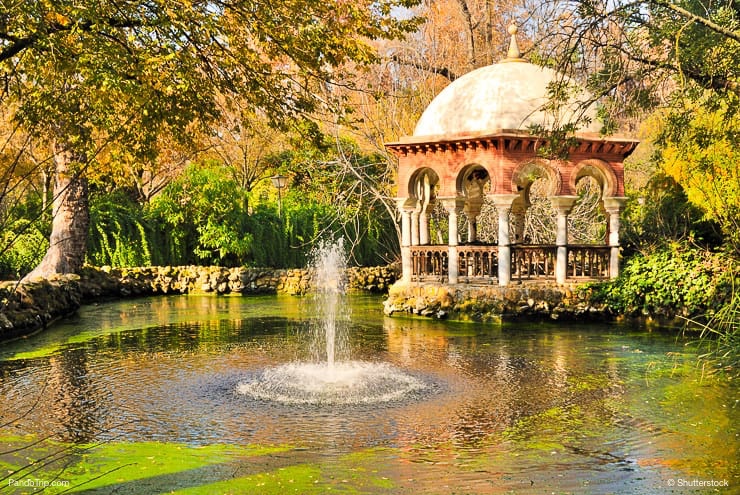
[237,239,426,405]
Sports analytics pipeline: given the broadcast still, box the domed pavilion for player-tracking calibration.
[385,24,638,286]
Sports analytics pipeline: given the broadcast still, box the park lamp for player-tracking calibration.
[270,174,288,218]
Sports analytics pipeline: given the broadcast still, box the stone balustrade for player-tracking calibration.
[410,244,613,285]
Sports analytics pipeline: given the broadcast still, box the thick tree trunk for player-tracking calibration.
[25,142,89,279]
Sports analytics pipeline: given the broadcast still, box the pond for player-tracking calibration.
[0,294,737,494]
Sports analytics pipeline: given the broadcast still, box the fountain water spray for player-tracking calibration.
[309,239,348,368]
[237,239,426,406]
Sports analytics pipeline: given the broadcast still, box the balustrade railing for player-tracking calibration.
[410,246,448,281]
[410,244,611,283]
[512,245,556,281]
[568,245,610,279]
[458,245,498,281]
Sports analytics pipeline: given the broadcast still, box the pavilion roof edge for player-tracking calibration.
[385,129,640,148]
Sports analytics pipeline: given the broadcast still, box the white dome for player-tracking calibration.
[413,61,601,138]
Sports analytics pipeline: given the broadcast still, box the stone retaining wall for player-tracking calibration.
[0,275,84,342]
[82,265,399,296]
[383,281,612,323]
[0,265,399,342]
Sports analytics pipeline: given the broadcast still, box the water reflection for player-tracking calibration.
[0,295,736,492]
[48,349,107,443]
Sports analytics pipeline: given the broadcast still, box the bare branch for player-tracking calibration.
[388,53,459,81]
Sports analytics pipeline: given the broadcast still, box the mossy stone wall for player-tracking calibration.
[0,265,399,342]
[383,281,613,323]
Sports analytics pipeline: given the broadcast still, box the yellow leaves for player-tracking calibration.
[658,103,740,232]
[45,12,71,27]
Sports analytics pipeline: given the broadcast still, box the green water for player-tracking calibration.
[0,294,737,494]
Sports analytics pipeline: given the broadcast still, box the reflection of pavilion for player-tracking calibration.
[386,24,638,287]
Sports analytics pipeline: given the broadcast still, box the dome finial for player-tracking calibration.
[504,21,524,62]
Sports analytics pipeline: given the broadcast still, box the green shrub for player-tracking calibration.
[591,244,734,318]
[147,162,253,266]
[87,192,151,267]
[621,174,722,255]
[692,287,739,378]
[0,219,49,279]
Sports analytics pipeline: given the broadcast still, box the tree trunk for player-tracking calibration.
[455,0,476,67]
[25,141,89,279]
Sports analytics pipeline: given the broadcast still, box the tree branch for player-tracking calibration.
[0,14,159,63]
[0,33,39,62]
[389,53,458,81]
[650,0,740,44]
[609,42,740,95]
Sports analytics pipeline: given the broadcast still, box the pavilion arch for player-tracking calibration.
[570,159,618,198]
[511,160,562,199]
[456,164,492,246]
[456,164,492,199]
[407,168,440,203]
[400,168,441,248]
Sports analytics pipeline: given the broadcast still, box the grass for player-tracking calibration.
[686,287,739,379]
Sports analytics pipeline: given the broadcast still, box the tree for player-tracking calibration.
[316,0,525,260]
[659,102,740,252]
[205,101,289,212]
[0,113,54,277]
[0,0,421,278]
[527,0,739,127]
[88,126,208,204]
[525,0,739,251]
[262,130,399,265]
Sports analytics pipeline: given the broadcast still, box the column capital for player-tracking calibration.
[603,196,628,213]
[396,197,417,212]
[551,195,579,214]
[439,196,465,213]
[489,193,520,209]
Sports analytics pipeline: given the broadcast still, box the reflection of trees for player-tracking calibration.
[383,317,452,365]
[0,354,126,490]
[48,349,108,443]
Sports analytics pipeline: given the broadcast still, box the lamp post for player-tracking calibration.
[270,174,288,219]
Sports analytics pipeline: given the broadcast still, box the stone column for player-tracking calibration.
[551,196,578,284]
[410,206,420,246]
[603,197,627,279]
[491,194,519,286]
[417,173,433,246]
[398,199,413,283]
[419,208,430,245]
[464,196,483,244]
[510,198,528,244]
[442,198,463,284]
[467,216,477,243]
[599,201,609,244]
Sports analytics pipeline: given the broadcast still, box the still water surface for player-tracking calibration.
[0,294,737,493]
